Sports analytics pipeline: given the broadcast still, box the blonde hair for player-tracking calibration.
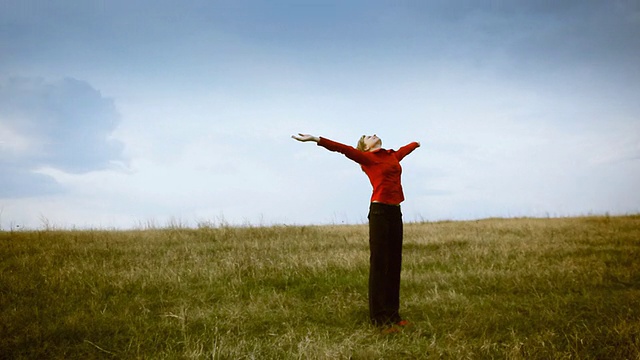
[356,135,367,172]
[356,135,367,152]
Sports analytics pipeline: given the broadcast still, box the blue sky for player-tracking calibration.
[1,0,639,229]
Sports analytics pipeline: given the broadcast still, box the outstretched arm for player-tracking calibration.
[291,133,373,165]
[395,141,421,161]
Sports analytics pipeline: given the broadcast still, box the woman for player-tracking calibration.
[291,133,420,331]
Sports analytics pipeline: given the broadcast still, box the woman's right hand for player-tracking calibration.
[291,133,319,142]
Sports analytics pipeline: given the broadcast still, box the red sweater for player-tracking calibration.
[317,137,419,205]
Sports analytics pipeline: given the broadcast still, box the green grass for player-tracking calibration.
[1,216,639,359]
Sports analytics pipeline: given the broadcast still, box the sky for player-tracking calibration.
[1,0,639,229]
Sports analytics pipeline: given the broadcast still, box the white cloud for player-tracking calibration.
[0,77,125,194]
[0,118,38,156]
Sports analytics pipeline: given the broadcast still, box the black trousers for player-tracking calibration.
[367,202,403,326]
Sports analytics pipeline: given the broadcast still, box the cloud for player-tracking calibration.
[0,77,124,198]
[1,1,638,228]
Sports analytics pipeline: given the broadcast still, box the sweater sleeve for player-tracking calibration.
[317,137,374,165]
[395,142,420,161]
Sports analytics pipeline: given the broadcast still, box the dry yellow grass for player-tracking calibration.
[1,215,638,359]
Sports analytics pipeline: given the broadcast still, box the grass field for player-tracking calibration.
[1,215,639,359]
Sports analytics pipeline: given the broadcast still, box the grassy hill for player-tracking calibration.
[1,215,639,359]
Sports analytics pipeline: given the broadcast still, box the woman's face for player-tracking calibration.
[364,134,382,151]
